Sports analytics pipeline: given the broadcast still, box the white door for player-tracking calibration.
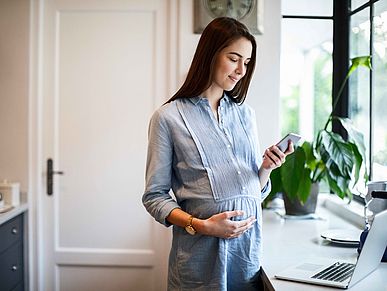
[37,1,171,290]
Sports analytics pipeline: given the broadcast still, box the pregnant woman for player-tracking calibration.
[142,17,293,291]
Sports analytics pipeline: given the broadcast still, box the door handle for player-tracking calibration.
[47,158,64,195]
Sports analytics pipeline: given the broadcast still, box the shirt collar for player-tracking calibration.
[188,93,231,106]
[188,96,203,105]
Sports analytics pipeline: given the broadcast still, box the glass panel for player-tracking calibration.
[350,7,371,56]
[282,0,332,16]
[372,0,387,180]
[351,0,369,11]
[349,7,371,180]
[280,19,333,142]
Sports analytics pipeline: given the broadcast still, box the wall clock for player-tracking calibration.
[194,0,264,34]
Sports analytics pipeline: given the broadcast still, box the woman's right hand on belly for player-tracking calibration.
[195,210,256,239]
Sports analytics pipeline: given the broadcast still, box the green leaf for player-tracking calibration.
[297,167,312,204]
[335,117,367,166]
[269,167,283,196]
[326,160,344,177]
[312,160,326,183]
[334,117,369,185]
[319,130,354,177]
[302,141,317,170]
[350,142,362,184]
[281,147,311,202]
[326,171,349,199]
[281,149,305,192]
[348,56,372,76]
[318,145,331,165]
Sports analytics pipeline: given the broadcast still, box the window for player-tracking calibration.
[349,0,387,181]
[280,1,333,192]
[280,0,387,197]
[280,18,333,141]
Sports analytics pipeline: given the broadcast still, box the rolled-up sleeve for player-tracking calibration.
[142,110,180,226]
[261,180,271,200]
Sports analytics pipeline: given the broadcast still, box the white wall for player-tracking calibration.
[177,0,282,150]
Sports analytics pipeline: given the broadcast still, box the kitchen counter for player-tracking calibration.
[0,203,28,226]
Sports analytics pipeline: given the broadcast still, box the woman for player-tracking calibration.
[143,17,293,290]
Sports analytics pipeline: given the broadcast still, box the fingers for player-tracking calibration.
[264,146,285,167]
[235,216,256,233]
[263,141,297,170]
[208,211,256,239]
[222,210,245,219]
[284,141,295,155]
[223,215,256,239]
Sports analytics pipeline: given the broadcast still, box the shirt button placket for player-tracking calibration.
[226,143,233,159]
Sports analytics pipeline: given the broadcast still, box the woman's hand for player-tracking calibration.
[261,141,294,171]
[195,210,256,239]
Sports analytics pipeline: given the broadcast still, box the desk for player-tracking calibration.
[262,203,387,291]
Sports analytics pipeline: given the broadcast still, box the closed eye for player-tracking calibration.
[227,52,251,66]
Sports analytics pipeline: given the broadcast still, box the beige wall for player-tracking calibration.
[0,0,29,192]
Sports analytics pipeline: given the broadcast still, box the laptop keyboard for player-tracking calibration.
[311,262,356,282]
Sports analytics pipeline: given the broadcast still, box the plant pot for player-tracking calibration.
[283,183,319,215]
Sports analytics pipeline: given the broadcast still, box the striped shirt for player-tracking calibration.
[142,94,271,290]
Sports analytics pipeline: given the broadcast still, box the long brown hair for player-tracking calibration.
[166,17,257,104]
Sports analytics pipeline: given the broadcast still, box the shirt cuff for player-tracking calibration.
[261,179,272,200]
[158,203,181,227]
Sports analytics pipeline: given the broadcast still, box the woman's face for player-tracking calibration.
[211,37,252,93]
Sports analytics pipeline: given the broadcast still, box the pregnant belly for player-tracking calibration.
[182,196,261,220]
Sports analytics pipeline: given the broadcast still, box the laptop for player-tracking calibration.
[275,210,387,289]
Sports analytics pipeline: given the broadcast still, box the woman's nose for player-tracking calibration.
[236,62,245,76]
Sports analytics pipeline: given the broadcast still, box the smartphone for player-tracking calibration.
[276,133,302,152]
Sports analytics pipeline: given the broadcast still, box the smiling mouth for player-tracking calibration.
[229,76,239,82]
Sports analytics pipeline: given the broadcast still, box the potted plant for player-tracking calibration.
[269,56,372,215]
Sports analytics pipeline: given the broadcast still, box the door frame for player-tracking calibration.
[28,0,180,290]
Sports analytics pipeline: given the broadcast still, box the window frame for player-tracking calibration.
[333,0,379,180]
[282,0,383,203]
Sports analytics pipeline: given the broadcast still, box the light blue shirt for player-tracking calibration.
[143,95,271,290]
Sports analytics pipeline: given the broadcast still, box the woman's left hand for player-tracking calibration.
[261,141,294,171]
